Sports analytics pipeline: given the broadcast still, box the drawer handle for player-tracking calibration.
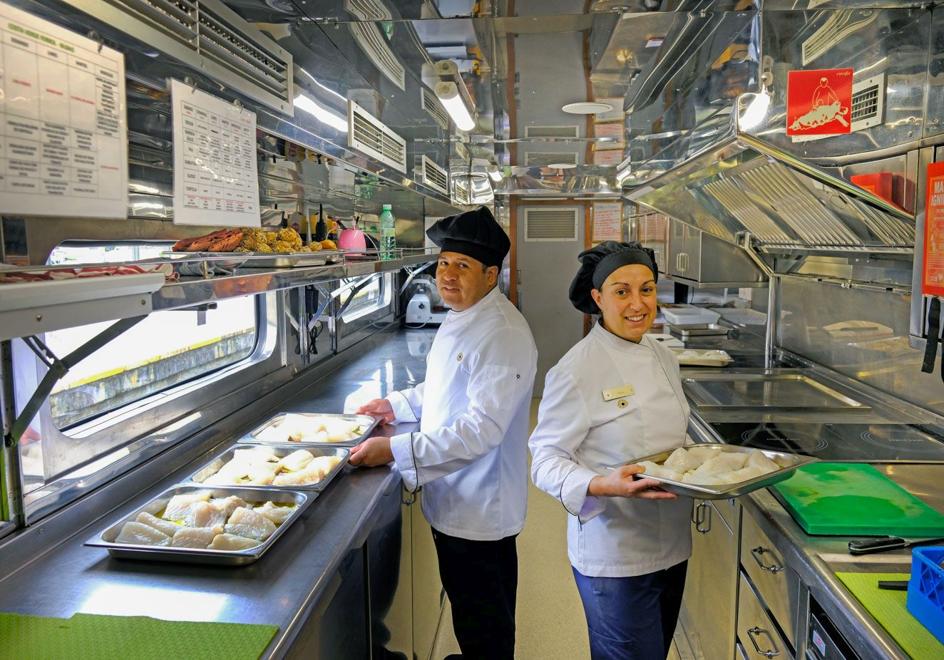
[694,501,711,534]
[747,626,780,658]
[750,546,784,574]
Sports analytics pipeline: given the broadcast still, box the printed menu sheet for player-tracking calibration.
[0,1,127,217]
[592,202,623,242]
[171,79,260,227]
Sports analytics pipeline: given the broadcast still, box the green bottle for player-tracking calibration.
[379,204,397,259]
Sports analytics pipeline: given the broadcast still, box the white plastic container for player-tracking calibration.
[661,306,721,326]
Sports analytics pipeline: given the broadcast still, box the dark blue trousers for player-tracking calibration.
[573,561,688,660]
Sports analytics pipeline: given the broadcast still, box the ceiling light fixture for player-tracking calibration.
[562,101,614,115]
[294,93,348,133]
[435,81,476,132]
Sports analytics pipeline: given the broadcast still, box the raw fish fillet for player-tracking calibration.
[213,496,248,519]
[689,452,748,480]
[136,511,180,538]
[277,449,315,472]
[723,465,769,484]
[115,521,172,546]
[254,501,295,525]
[322,418,359,442]
[685,446,719,463]
[225,522,275,541]
[636,461,683,481]
[227,506,277,540]
[162,491,211,521]
[248,462,278,485]
[208,533,261,550]
[746,451,780,473]
[185,501,228,528]
[663,447,701,472]
[272,455,339,486]
[172,525,223,548]
[682,472,730,486]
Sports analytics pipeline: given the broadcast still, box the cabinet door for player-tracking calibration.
[737,571,794,660]
[678,499,740,660]
[741,511,801,647]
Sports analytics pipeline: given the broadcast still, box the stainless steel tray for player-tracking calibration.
[682,371,870,413]
[237,251,343,268]
[672,348,733,367]
[189,444,348,492]
[85,486,309,565]
[241,412,379,447]
[669,323,730,338]
[628,444,817,499]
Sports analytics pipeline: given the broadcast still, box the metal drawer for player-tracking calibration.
[738,571,794,660]
[741,511,801,646]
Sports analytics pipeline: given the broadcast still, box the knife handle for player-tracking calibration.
[848,537,905,555]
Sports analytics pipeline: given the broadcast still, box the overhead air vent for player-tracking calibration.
[525,125,580,138]
[525,152,579,168]
[95,0,292,113]
[421,87,449,130]
[525,208,578,242]
[344,0,392,21]
[850,73,885,132]
[420,155,449,195]
[348,101,407,172]
[349,22,406,90]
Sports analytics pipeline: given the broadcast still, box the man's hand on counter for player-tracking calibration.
[349,437,394,467]
[356,399,396,425]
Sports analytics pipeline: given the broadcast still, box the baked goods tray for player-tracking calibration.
[85,486,309,566]
[672,348,733,367]
[189,444,349,492]
[240,412,380,447]
[629,445,817,499]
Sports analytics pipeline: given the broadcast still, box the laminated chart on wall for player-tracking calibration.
[170,79,260,227]
[0,1,128,218]
[591,202,622,243]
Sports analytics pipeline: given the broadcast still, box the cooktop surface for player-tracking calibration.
[706,422,944,462]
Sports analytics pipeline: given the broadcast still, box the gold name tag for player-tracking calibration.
[602,385,635,401]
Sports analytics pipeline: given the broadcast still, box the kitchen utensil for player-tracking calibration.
[849,536,944,556]
[773,463,944,537]
[877,580,909,591]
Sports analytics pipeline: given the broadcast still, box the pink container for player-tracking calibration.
[338,227,367,251]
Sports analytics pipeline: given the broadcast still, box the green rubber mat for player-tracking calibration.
[0,612,278,659]
[772,463,944,537]
[836,572,944,660]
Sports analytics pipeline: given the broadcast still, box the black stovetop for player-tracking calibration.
[707,421,944,462]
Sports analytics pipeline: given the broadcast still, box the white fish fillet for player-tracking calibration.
[254,501,295,525]
[747,451,780,473]
[663,447,701,472]
[637,461,683,481]
[224,522,275,541]
[115,521,171,546]
[162,491,211,522]
[277,449,315,472]
[136,511,181,538]
[227,506,277,540]
[208,533,261,550]
[171,525,223,548]
[724,465,769,484]
[272,455,340,486]
[213,496,248,519]
[185,501,228,528]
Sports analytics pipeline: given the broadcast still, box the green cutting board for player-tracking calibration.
[772,463,944,536]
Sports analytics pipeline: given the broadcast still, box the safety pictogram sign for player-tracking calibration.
[787,68,853,136]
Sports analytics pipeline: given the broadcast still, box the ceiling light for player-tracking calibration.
[738,91,771,132]
[562,101,614,115]
[435,81,475,132]
[294,93,348,133]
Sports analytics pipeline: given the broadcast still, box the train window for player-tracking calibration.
[336,272,393,322]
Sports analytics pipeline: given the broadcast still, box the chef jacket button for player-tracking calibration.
[617,399,628,409]
[516,374,520,379]
[457,352,463,362]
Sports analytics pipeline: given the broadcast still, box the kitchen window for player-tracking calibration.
[335,272,393,323]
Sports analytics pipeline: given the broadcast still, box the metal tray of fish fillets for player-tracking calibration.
[189,444,349,492]
[627,445,817,500]
[85,485,309,566]
[240,412,380,447]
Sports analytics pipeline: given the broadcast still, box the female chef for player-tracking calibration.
[529,241,692,660]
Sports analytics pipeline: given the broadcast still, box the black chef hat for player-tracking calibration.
[427,207,510,269]
[568,241,659,314]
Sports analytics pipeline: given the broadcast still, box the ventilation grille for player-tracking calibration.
[525,125,580,138]
[102,0,292,112]
[850,73,885,132]
[345,0,391,20]
[421,87,449,130]
[420,155,449,195]
[525,208,578,241]
[525,152,579,168]
[348,101,407,172]
[349,22,406,90]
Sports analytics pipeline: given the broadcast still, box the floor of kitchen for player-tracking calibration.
[430,400,685,660]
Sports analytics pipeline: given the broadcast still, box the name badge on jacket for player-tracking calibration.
[601,384,635,402]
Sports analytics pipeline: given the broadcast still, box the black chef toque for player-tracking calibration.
[568,241,659,314]
[427,207,510,269]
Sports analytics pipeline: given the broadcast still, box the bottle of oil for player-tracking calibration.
[379,204,397,260]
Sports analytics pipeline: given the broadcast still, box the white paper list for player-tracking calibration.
[0,1,127,218]
[171,79,260,227]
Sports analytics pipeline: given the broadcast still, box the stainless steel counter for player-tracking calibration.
[0,328,437,657]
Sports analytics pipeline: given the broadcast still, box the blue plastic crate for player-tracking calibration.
[907,547,944,644]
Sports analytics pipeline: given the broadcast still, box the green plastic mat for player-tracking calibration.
[836,572,944,660]
[0,612,278,660]
[772,463,944,537]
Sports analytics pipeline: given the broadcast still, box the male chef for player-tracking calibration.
[350,206,538,660]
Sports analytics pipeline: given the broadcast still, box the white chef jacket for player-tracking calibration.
[388,286,538,541]
[530,322,692,577]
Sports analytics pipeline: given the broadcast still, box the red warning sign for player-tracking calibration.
[786,68,853,136]
[923,162,944,297]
